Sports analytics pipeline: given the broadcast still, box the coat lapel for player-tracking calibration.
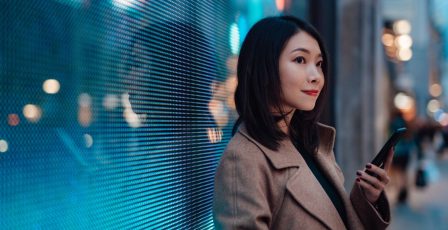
[238,124,346,229]
[285,158,346,229]
[314,124,365,229]
[285,139,346,229]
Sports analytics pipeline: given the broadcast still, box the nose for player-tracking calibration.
[307,65,322,84]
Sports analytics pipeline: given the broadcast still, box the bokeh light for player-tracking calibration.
[78,93,92,127]
[437,113,448,126]
[395,34,413,48]
[394,93,416,121]
[207,128,223,143]
[394,93,413,111]
[382,33,395,47]
[276,0,285,11]
[0,139,8,153]
[427,99,441,113]
[230,22,240,55]
[42,79,60,94]
[121,93,144,128]
[430,83,443,97]
[23,104,42,123]
[396,48,412,61]
[84,134,93,148]
[113,0,136,9]
[393,20,411,34]
[8,113,20,126]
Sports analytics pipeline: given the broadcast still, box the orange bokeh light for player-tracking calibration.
[8,114,20,126]
[276,0,285,11]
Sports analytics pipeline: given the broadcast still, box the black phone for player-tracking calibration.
[369,127,407,170]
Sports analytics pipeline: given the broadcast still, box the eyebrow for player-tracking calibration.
[290,48,322,57]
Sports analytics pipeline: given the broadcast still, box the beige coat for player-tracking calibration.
[213,123,390,230]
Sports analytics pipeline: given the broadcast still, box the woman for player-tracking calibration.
[213,16,391,230]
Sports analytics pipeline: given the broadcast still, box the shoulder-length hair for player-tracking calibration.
[233,15,329,153]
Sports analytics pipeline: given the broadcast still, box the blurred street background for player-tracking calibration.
[390,154,448,230]
[2,0,448,229]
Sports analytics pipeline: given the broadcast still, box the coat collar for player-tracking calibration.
[237,123,336,170]
[237,123,346,229]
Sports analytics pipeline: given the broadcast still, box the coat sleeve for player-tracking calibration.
[213,146,273,230]
[350,183,390,230]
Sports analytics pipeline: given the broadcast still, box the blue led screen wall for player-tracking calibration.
[0,0,287,228]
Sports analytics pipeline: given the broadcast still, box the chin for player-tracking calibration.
[298,104,316,111]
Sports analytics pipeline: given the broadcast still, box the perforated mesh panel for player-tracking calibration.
[0,0,285,228]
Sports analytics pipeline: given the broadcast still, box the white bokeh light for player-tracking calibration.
[113,0,137,9]
[393,20,411,34]
[43,79,60,94]
[394,93,413,110]
[427,99,441,113]
[395,34,413,49]
[84,134,93,148]
[207,128,223,143]
[0,139,8,153]
[23,104,42,123]
[121,93,145,128]
[397,48,412,61]
[230,22,240,55]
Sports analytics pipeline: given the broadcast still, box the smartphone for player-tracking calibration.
[368,127,407,171]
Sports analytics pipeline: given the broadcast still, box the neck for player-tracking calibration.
[277,109,295,134]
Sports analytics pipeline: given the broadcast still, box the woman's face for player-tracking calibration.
[278,31,324,112]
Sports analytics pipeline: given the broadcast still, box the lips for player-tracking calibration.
[301,90,319,96]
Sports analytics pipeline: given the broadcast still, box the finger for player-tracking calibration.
[384,148,394,172]
[365,164,390,184]
[357,170,384,190]
[356,177,380,202]
[357,177,378,192]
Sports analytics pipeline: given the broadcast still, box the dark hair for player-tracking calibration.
[233,15,329,153]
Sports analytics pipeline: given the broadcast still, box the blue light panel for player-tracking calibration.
[0,0,280,228]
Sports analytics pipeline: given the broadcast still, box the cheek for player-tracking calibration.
[283,67,305,85]
[282,76,302,94]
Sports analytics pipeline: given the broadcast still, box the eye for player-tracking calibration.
[294,56,306,64]
[316,60,323,68]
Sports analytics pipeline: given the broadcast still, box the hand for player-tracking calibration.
[355,148,393,204]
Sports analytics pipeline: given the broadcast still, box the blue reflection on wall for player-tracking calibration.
[0,0,283,228]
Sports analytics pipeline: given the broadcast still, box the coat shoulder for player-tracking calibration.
[222,132,269,164]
